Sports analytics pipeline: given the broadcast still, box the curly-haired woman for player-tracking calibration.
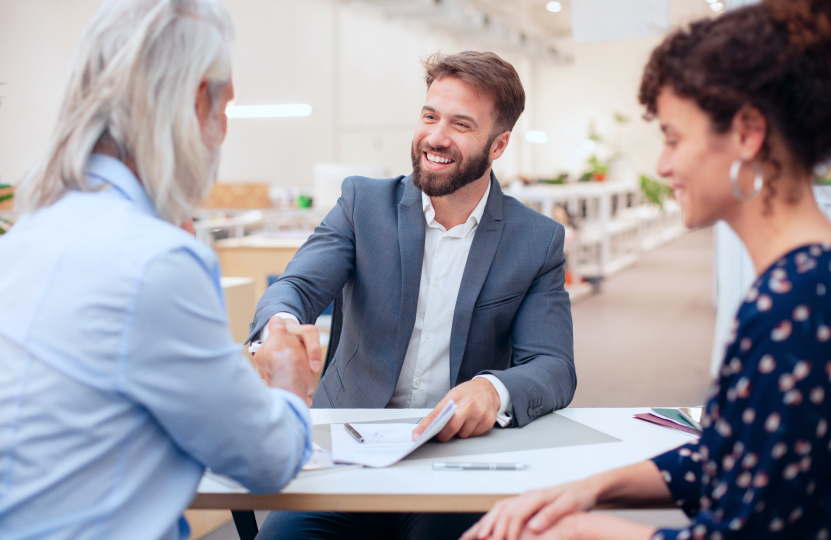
[461,1,831,539]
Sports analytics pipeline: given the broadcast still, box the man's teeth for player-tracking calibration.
[427,153,452,164]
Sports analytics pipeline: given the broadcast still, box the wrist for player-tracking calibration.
[580,475,605,508]
[485,380,501,414]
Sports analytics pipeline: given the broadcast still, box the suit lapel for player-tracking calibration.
[395,176,426,384]
[449,173,504,386]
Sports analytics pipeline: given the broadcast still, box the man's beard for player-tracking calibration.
[410,135,495,197]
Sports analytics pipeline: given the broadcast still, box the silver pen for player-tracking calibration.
[344,423,364,443]
[433,462,528,471]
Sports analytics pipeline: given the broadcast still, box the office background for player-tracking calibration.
[0,1,763,537]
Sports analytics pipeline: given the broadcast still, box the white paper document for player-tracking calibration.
[331,400,456,468]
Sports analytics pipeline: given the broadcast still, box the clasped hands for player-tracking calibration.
[253,316,321,405]
[251,315,504,437]
[460,482,600,540]
[461,479,655,540]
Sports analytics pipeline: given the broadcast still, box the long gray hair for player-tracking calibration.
[16,0,234,224]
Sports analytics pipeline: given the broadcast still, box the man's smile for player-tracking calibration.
[423,151,456,171]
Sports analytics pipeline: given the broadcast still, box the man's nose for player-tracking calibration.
[424,122,452,149]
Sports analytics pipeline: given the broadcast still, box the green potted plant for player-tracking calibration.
[0,82,13,235]
[0,184,12,235]
[640,175,673,210]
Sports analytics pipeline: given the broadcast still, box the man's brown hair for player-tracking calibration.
[423,51,526,134]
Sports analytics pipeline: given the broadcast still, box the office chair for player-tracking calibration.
[232,291,343,540]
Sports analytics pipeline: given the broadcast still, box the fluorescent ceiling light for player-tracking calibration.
[225,104,312,118]
[546,1,562,12]
[525,131,549,144]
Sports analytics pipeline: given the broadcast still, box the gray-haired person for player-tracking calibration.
[0,1,320,538]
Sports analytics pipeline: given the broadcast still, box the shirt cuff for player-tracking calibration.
[268,387,313,470]
[249,313,301,354]
[475,374,512,427]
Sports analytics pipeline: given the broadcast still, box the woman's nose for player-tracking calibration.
[656,150,673,179]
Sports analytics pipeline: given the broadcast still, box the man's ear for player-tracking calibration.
[490,131,512,161]
[195,78,212,128]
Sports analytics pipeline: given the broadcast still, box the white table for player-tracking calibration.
[191,407,695,513]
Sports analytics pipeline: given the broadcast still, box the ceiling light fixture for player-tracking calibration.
[546,2,562,13]
[526,131,549,144]
[225,104,312,118]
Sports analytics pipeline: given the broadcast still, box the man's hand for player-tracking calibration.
[411,378,501,443]
[279,316,322,374]
[460,481,599,540]
[253,317,320,405]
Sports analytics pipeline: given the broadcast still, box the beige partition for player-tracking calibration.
[204,182,271,209]
[215,237,306,301]
[221,277,256,344]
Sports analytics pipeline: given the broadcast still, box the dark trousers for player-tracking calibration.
[255,511,483,540]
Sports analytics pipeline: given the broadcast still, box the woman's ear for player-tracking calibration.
[731,105,768,161]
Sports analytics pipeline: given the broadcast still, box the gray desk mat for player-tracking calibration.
[313,414,619,462]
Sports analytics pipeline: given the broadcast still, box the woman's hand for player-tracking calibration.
[461,480,600,540]
[515,513,657,540]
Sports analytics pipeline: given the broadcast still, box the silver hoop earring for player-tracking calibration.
[730,159,764,201]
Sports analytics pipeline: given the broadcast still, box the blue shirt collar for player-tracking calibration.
[85,153,157,218]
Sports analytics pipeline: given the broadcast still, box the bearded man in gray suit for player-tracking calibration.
[251,51,576,540]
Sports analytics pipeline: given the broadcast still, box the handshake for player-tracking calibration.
[252,316,322,406]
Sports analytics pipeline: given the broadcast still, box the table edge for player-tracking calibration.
[189,493,676,513]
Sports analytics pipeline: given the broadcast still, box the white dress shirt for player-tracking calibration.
[388,181,513,426]
[259,181,512,426]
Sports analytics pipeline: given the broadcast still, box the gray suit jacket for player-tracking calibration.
[248,172,575,427]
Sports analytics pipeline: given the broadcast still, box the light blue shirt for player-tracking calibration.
[0,154,312,540]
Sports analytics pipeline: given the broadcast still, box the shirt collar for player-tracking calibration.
[85,153,157,218]
[422,178,491,236]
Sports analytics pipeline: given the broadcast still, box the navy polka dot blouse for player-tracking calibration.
[652,244,831,540]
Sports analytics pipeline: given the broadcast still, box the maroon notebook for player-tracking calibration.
[633,413,701,436]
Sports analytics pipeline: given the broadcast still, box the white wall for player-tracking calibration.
[0,0,103,186]
[530,36,664,181]
[0,0,665,190]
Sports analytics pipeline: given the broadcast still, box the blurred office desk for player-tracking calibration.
[191,407,694,513]
[214,235,308,300]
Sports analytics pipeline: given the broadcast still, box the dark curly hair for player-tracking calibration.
[639,0,831,197]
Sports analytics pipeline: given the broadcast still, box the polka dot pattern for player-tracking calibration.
[652,244,831,540]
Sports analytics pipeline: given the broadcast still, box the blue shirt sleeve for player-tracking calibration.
[121,248,312,494]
